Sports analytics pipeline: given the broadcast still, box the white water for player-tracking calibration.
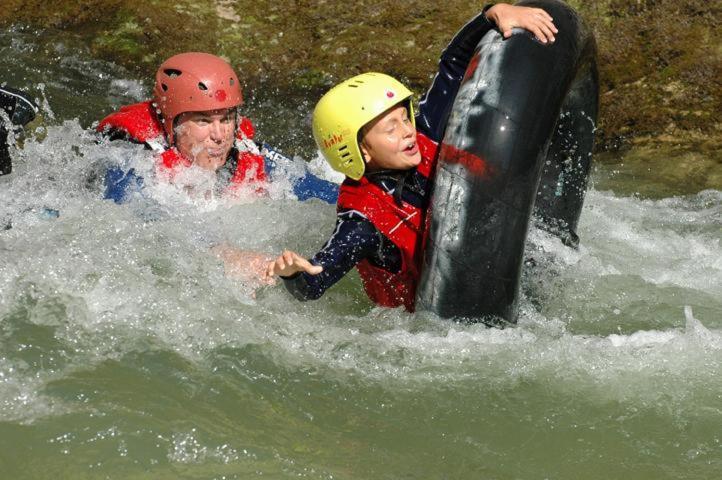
[2,118,720,420]
[1,33,721,477]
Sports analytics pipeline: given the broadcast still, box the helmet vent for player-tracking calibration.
[163,68,182,78]
[198,82,208,91]
[229,78,235,86]
[161,83,168,92]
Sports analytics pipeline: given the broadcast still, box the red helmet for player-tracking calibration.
[153,52,243,144]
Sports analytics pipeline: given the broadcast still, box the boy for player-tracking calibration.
[267,4,557,310]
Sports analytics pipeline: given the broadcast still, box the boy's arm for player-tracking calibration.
[416,4,557,142]
[416,6,496,142]
[279,211,391,301]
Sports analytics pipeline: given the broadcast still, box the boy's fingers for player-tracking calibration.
[535,24,554,43]
[537,22,556,42]
[536,8,553,22]
[268,251,320,276]
[296,257,322,275]
[304,262,323,275]
[540,17,558,34]
[527,24,545,43]
[531,8,551,22]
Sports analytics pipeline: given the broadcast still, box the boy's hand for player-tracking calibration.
[485,4,558,44]
[267,250,323,278]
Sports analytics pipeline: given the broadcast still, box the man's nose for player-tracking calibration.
[209,120,224,140]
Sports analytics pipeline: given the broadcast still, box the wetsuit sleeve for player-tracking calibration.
[282,211,384,301]
[1,86,39,176]
[0,85,38,127]
[260,141,339,204]
[0,132,10,176]
[416,6,496,142]
[104,166,144,204]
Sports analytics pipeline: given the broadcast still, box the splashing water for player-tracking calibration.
[1,28,721,480]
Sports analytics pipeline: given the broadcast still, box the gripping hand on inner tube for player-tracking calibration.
[485,3,558,44]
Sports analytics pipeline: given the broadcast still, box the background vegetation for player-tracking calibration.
[2,0,720,175]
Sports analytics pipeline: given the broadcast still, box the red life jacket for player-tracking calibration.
[336,133,439,311]
[96,101,266,187]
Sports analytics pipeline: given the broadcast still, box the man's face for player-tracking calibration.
[175,109,236,171]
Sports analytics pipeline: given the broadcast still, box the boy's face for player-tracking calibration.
[175,108,236,171]
[360,104,421,172]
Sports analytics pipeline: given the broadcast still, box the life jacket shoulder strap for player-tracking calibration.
[97,101,165,144]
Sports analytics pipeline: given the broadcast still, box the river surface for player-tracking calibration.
[1,27,721,479]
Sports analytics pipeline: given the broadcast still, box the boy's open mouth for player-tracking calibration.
[403,141,419,155]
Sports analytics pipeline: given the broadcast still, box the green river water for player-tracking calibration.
[1,26,721,480]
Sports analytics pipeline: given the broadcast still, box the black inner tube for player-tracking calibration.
[534,59,599,248]
[416,0,599,324]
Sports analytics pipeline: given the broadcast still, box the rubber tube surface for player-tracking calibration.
[533,56,598,248]
[416,0,598,323]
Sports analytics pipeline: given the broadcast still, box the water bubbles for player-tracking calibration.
[0,26,720,478]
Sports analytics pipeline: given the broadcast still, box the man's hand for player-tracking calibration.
[485,4,558,44]
[267,250,323,278]
[212,243,276,286]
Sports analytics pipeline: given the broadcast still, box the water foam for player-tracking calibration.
[1,119,721,426]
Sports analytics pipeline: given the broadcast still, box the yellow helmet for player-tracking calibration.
[312,72,415,180]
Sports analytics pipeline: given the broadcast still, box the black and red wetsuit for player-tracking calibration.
[283,10,496,310]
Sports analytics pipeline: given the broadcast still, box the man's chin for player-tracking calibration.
[207,149,233,169]
[195,155,227,172]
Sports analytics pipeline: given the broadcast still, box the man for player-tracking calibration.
[97,52,267,202]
